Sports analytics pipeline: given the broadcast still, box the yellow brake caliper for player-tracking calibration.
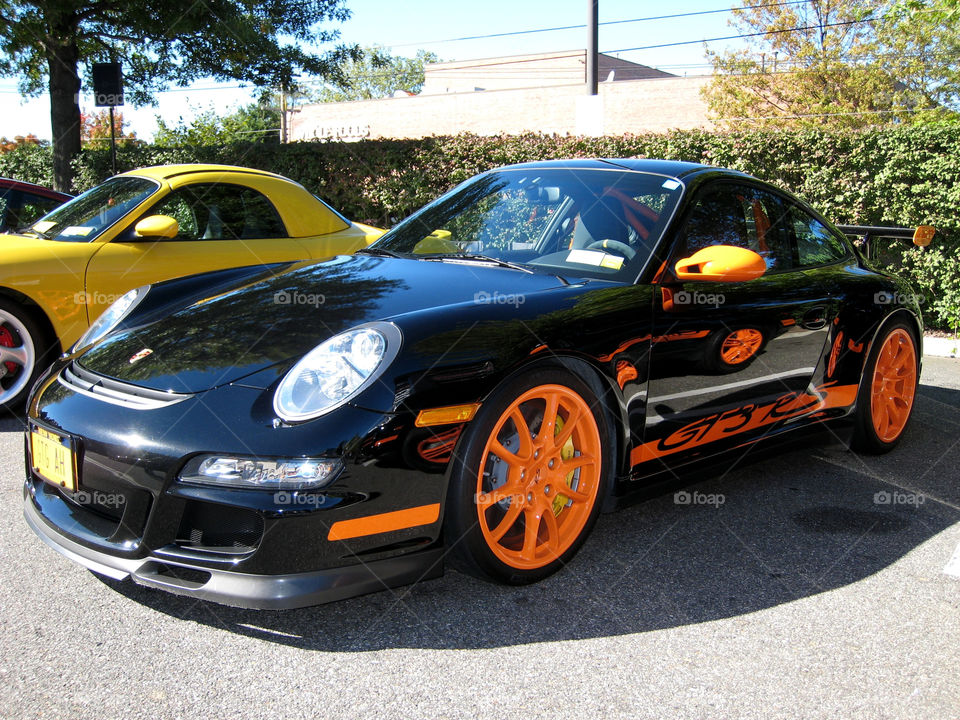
[552,416,576,515]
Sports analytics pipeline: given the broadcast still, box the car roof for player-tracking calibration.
[491,158,748,181]
[0,177,72,200]
[118,164,292,183]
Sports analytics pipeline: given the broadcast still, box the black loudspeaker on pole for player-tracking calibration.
[92,62,123,175]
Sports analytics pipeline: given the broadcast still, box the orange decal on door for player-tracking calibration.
[631,382,858,466]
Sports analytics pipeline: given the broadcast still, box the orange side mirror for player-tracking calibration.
[674,245,766,283]
[913,225,935,247]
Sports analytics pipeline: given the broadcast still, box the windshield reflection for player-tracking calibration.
[375,168,684,282]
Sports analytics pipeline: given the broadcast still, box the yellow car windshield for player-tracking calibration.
[28,176,158,242]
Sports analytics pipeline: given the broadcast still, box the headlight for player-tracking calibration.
[74,286,148,351]
[179,455,341,490]
[273,323,402,422]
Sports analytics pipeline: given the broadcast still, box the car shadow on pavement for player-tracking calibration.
[101,388,960,651]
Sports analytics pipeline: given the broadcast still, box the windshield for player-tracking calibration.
[27,176,158,242]
[374,168,684,281]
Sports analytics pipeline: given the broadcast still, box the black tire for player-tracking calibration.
[443,367,612,584]
[0,299,52,410]
[851,320,920,454]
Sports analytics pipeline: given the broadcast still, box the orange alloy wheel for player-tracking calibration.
[870,328,917,443]
[475,384,602,570]
[720,328,763,365]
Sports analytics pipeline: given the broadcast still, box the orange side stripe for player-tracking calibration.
[327,503,441,541]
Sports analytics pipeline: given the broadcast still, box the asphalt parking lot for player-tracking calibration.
[1,357,958,719]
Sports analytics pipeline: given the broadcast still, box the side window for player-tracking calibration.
[0,193,8,230]
[16,192,66,228]
[788,205,849,266]
[675,183,793,273]
[145,183,287,241]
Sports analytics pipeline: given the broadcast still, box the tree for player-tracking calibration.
[313,47,439,102]
[154,102,282,146]
[81,109,137,147]
[0,134,44,153]
[703,0,960,128]
[0,0,359,191]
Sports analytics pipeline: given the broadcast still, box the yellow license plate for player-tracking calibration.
[31,426,76,492]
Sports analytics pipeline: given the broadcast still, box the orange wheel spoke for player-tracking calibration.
[542,509,562,557]
[558,453,594,474]
[553,404,581,448]
[538,393,560,443]
[490,439,526,467]
[519,509,541,561]
[486,501,523,543]
[477,482,522,510]
[554,483,590,504]
[508,408,534,457]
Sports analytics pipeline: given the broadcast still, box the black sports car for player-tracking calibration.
[23,159,929,609]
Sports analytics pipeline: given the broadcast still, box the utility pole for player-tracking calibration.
[586,0,598,95]
[279,84,288,143]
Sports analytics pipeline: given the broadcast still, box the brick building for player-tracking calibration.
[288,50,714,142]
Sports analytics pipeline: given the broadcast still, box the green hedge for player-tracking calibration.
[2,124,958,331]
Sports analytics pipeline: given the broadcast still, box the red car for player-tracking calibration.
[0,177,71,233]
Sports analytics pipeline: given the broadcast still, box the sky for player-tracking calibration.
[0,0,753,142]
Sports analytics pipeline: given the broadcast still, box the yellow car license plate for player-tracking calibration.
[31,426,76,492]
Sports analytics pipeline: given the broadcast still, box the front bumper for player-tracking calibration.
[24,494,444,609]
[22,360,454,609]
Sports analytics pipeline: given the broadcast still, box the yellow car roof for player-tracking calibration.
[119,164,293,183]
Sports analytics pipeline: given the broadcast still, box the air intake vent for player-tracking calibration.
[59,362,189,410]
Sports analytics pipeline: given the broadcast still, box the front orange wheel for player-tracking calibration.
[445,368,610,583]
[720,328,763,365]
[852,322,919,453]
[475,384,602,570]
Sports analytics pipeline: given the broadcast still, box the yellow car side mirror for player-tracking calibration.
[674,245,766,283]
[134,215,179,239]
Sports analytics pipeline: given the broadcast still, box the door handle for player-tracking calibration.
[801,306,828,330]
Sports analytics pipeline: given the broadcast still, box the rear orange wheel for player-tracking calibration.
[445,368,610,583]
[852,321,919,453]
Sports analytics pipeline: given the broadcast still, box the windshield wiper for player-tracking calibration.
[17,227,51,239]
[356,247,403,258]
[427,253,535,275]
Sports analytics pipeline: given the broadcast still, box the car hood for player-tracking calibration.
[76,254,579,393]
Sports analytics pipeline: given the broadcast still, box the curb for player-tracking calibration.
[923,335,959,359]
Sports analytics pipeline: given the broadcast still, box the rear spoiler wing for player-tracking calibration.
[836,224,936,260]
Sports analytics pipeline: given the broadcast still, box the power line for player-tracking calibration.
[604,16,878,54]
[385,0,811,49]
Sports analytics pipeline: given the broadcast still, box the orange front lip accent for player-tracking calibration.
[327,503,441,541]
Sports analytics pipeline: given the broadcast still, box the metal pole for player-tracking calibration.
[109,105,117,175]
[586,0,598,95]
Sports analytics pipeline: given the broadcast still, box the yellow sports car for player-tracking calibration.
[0,164,383,406]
